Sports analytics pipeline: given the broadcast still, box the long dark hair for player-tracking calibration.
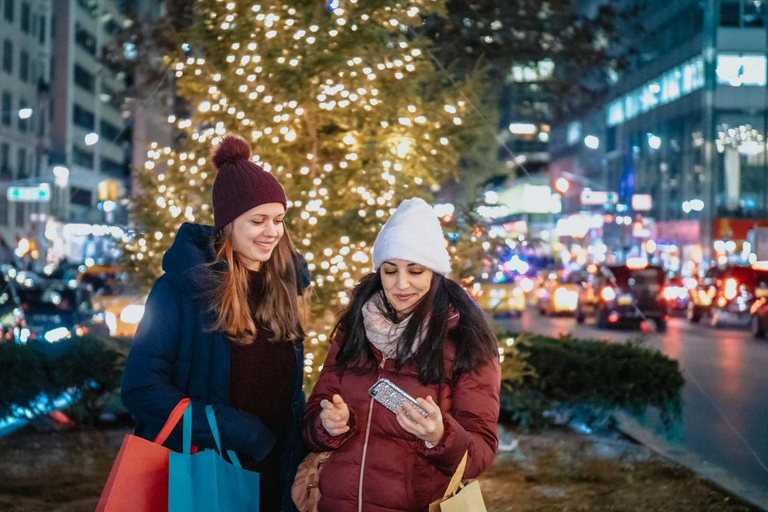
[332,271,497,384]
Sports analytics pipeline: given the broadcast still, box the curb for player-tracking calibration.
[614,412,768,511]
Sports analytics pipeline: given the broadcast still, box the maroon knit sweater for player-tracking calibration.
[229,270,296,512]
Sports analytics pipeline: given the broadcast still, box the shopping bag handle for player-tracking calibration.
[205,405,243,469]
[442,451,469,499]
[177,403,243,469]
[153,398,191,445]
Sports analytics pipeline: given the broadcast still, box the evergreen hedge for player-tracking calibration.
[498,332,684,431]
[0,336,126,425]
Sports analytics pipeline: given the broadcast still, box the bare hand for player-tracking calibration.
[396,396,444,446]
[320,394,350,437]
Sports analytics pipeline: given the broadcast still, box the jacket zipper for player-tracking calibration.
[358,356,387,512]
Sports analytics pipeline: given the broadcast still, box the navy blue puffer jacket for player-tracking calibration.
[121,222,309,510]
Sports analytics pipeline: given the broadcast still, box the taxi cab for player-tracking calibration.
[80,265,146,338]
[537,269,583,316]
[468,276,527,318]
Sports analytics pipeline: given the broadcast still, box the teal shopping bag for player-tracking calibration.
[168,404,260,511]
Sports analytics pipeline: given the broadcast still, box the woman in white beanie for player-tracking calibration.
[300,198,501,512]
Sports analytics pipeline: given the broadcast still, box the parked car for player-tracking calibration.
[576,263,668,332]
[468,277,526,318]
[705,266,768,328]
[537,270,583,316]
[1,274,110,343]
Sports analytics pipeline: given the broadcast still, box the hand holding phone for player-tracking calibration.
[368,378,428,417]
[369,378,445,446]
[319,394,350,437]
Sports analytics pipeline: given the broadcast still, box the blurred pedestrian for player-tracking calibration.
[302,198,501,511]
[122,135,310,511]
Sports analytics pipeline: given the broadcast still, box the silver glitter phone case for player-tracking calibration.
[368,378,429,417]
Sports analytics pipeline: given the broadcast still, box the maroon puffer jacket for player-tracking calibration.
[303,330,501,512]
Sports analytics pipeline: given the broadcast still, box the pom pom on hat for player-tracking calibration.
[211,135,252,169]
[210,135,287,230]
[373,197,451,276]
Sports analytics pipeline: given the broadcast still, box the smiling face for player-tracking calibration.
[380,259,434,319]
[229,202,285,271]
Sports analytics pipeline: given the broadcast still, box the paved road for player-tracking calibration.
[499,310,768,509]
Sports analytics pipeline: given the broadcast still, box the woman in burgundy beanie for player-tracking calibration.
[122,134,310,511]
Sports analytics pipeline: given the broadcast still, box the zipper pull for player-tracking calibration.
[379,356,387,370]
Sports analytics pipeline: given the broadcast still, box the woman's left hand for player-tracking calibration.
[396,395,444,447]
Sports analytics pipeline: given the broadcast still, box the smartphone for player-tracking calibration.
[368,378,429,418]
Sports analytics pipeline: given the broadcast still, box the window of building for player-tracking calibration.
[19,1,28,32]
[2,39,12,74]
[100,119,121,141]
[38,14,44,44]
[721,0,741,26]
[36,104,44,136]
[74,23,96,55]
[16,147,26,178]
[744,0,766,26]
[15,202,24,227]
[74,64,94,92]
[72,145,93,169]
[3,0,13,23]
[70,187,92,206]
[0,142,9,177]
[19,49,28,82]
[1,91,10,126]
[101,156,123,175]
[73,104,95,130]
[0,196,8,226]
[721,0,767,27]
[76,0,97,19]
[104,18,120,36]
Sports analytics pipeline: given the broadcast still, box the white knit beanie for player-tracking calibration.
[372,198,452,276]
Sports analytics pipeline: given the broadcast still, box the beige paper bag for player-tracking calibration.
[428,451,488,512]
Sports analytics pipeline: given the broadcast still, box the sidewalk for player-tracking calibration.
[0,424,760,511]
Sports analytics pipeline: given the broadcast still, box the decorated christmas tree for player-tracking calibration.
[123,0,494,382]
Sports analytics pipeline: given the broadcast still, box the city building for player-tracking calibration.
[0,0,52,256]
[50,0,131,228]
[549,0,768,273]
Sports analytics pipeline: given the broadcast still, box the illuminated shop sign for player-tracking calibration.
[716,54,767,87]
[607,56,705,127]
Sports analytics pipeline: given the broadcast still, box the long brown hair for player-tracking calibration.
[209,225,305,344]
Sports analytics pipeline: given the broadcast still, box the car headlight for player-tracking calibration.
[45,327,71,343]
[105,311,118,336]
[120,305,146,324]
[554,287,579,310]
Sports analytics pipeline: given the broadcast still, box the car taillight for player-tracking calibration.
[601,287,617,302]
[724,278,738,300]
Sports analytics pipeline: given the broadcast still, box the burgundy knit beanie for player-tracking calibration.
[210,135,287,231]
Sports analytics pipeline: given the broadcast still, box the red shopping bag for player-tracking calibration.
[96,398,191,512]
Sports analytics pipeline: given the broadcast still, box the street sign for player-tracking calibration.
[7,184,51,202]
[580,189,618,205]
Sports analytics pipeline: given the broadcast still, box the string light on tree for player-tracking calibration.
[124,0,488,386]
